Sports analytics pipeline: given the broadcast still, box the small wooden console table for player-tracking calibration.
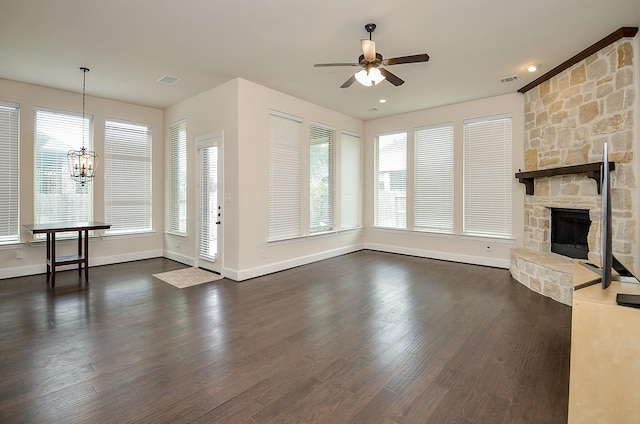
[24,221,111,287]
[568,261,640,423]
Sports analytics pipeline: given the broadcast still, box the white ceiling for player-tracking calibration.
[1,0,639,120]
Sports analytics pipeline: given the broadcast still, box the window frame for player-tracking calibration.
[0,101,20,245]
[168,120,187,236]
[104,118,153,236]
[34,106,94,238]
[414,122,455,234]
[374,131,408,230]
[268,110,303,242]
[340,131,362,230]
[463,114,513,238]
[309,121,335,234]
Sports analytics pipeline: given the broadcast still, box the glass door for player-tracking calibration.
[196,133,222,273]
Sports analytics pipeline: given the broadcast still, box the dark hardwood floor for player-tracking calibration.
[0,251,571,423]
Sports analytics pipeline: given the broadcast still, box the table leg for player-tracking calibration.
[78,230,82,277]
[51,232,56,287]
[84,229,89,283]
[46,232,51,283]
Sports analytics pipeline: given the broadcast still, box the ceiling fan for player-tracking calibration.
[314,23,430,88]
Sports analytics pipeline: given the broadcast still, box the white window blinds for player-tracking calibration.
[340,132,362,229]
[268,111,302,241]
[105,119,152,235]
[0,102,19,244]
[169,120,187,235]
[463,114,512,237]
[309,122,334,233]
[414,123,454,233]
[375,131,407,229]
[34,108,92,232]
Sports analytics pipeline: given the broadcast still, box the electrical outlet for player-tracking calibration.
[175,241,180,248]
[485,243,492,252]
[260,250,266,259]
[15,251,23,260]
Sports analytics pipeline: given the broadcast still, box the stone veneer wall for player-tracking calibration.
[511,35,638,305]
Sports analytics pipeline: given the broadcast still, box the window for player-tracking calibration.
[268,111,303,241]
[168,120,187,235]
[0,102,19,244]
[374,131,407,229]
[340,132,362,229]
[309,122,334,233]
[105,119,152,235]
[414,123,454,233]
[34,107,92,234]
[463,114,512,237]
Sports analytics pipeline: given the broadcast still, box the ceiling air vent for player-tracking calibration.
[157,75,181,85]
[499,75,519,83]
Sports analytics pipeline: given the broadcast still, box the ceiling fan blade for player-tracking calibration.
[361,39,376,61]
[383,53,430,66]
[314,62,359,67]
[379,68,404,86]
[340,75,356,88]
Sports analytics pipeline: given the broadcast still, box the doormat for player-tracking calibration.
[153,267,223,289]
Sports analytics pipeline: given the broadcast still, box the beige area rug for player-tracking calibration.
[153,267,223,289]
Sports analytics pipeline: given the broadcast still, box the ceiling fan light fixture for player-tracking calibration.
[361,39,376,61]
[355,67,386,87]
[314,23,425,88]
[369,67,385,85]
[355,69,372,86]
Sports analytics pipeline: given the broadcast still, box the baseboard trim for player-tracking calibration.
[162,250,194,267]
[364,242,511,269]
[227,244,364,281]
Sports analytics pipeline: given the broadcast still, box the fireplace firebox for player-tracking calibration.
[550,208,591,259]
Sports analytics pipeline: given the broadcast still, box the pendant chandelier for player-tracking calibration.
[67,67,97,185]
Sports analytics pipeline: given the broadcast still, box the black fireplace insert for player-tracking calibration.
[550,208,591,259]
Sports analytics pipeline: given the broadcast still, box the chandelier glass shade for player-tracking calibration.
[67,67,97,186]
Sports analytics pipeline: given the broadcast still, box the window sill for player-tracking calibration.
[104,230,156,240]
[412,229,456,238]
[309,230,337,238]
[460,234,515,243]
[165,231,188,238]
[0,241,25,250]
[372,227,410,234]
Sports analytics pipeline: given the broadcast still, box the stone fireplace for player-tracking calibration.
[510,29,638,305]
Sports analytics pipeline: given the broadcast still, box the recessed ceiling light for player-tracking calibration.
[524,64,540,73]
[379,99,387,103]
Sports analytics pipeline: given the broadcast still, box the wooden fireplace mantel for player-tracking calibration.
[515,162,615,195]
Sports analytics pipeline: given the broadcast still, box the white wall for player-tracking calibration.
[363,93,526,268]
[0,78,164,279]
[232,79,365,280]
[162,78,366,280]
[162,79,240,270]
